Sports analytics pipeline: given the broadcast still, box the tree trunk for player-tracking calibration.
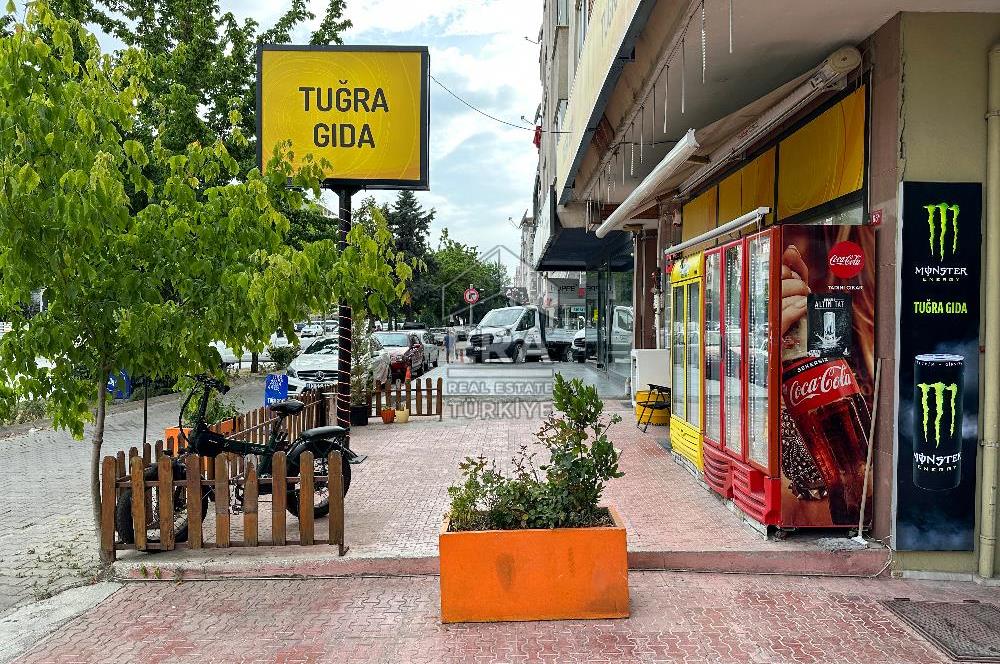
[251,352,259,374]
[91,376,110,564]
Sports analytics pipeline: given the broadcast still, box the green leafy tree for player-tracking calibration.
[46,0,355,371]
[0,4,408,559]
[382,190,434,324]
[428,230,509,326]
[385,190,434,262]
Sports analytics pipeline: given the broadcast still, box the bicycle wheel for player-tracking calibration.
[115,462,208,546]
[286,452,351,519]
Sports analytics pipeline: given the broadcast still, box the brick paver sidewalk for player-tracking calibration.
[118,402,838,578]
[16,571,998,663]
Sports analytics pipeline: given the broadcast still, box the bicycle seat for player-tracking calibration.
[299,425,347,440]
[270,399,305,416]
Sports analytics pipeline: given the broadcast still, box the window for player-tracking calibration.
[555,98,568,132]
[556,0,569,26]
[305,338,338,355]
[616,308,632,332]
[574,0,588,63]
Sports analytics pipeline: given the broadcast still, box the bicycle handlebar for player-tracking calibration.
[179,375,231,448]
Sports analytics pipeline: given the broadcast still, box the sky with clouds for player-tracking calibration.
[229,0,543,267]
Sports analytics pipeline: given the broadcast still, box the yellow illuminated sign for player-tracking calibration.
[257,46,429,189]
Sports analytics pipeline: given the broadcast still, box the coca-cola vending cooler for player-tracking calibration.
[701,224,876,528]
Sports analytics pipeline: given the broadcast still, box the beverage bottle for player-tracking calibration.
[912,354,964,491]
[781,313,872,524]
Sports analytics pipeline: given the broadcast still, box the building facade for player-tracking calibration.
[532,0,1000,578]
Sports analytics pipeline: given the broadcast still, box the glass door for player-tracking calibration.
[703,251,722,446]
[746,229,776,473]
[671,284,686,422]
[722,241,745,460]
[685,281,701,428]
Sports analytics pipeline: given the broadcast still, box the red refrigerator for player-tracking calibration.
[701,224,876,528]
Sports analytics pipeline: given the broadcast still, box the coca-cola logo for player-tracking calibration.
[786,362,855,410]
[828,241,865,279]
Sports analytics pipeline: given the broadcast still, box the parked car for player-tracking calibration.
[301,322,324,338]
[468,306,546,364]
[429,328,447,345]
[286,335,389,395]
[420,332,440,368]
[373,331,426,382]
[211,330,291,366]
[571,327,597,363]
[322,319,339,333]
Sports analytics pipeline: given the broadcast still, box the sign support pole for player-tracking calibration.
[335,187,358,439]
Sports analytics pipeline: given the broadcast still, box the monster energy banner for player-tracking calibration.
[896,181,982,551]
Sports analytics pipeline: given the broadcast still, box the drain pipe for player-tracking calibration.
[979,44,1000,580]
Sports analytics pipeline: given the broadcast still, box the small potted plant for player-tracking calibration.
[380,407,395,424]
[439,374,627,623]
[350,315,376,426]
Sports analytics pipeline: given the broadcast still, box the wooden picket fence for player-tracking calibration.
[368,377,443,420]
[101,389,346,560]
[100,449,346,560]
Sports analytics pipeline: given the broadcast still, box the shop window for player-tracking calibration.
[777,86,866,220]
[795,201,864,226]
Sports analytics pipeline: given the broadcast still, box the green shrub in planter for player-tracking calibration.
[448,373,623,531]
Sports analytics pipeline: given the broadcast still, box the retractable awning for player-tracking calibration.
[593,47,861,239]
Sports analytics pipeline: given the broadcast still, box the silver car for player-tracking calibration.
[286,335,390,395]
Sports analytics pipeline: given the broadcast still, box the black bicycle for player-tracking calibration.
[116,375,363,545]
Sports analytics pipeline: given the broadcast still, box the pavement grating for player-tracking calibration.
[881,599,1000,662]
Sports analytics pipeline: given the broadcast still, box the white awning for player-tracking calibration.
[594,129,700,238]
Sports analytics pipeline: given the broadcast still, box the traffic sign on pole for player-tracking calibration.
[463,288,480,305]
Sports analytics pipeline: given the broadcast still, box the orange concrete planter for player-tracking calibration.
[439,506,629,623]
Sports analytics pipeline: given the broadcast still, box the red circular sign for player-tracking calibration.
[463,288,480,304]
[827,241,865,279]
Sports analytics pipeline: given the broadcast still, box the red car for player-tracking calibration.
[373,331,426,382]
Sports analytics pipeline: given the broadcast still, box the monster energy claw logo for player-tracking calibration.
[923,203,960,261]
[917,382,959,447]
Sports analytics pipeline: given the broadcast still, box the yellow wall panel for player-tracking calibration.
[777,86,866,219]
[681,187,717,241]
[717,149,776,226]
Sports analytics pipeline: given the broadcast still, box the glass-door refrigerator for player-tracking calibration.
[709,224,876,528]
[700,248,731,497]
[668,253,704,472]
